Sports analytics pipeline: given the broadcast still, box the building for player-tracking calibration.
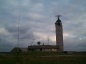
[55,15,63,51]
[20,48,28,52]
[28,45,58,51]
[28,16,64,52]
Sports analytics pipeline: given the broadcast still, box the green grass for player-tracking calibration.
[0,52,86,64]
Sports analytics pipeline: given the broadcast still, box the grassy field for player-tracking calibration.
[0,52,86,64]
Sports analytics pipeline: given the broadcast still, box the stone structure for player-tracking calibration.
[55,15,63,51]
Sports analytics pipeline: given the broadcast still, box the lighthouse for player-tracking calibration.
[55,15,63,51]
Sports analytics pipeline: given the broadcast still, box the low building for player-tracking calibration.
[28,45,59,51]
[20,48,28,52]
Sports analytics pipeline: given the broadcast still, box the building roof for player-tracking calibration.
[28,45,59,49]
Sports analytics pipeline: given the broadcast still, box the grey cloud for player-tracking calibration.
[0,24,37,52]
[0,33,14,52]
[0,0,86,51]
[5,24,35,40]
[64,35,86,51]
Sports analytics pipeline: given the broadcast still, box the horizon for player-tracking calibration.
[0,0,86,52]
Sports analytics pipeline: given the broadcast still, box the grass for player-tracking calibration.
[0,52,86,64]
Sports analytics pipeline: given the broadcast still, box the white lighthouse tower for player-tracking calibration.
[55,15,63,51]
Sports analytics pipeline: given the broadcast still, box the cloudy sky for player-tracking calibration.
[0,0,86,52]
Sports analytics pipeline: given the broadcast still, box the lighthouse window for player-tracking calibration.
[57,23,61,26]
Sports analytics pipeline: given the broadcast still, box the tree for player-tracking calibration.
[37,41,41,45]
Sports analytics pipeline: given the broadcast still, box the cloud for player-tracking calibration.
[30,3,44,12]
[0,0,86,51]
[28,12,45,20]
[0,24,37,51]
